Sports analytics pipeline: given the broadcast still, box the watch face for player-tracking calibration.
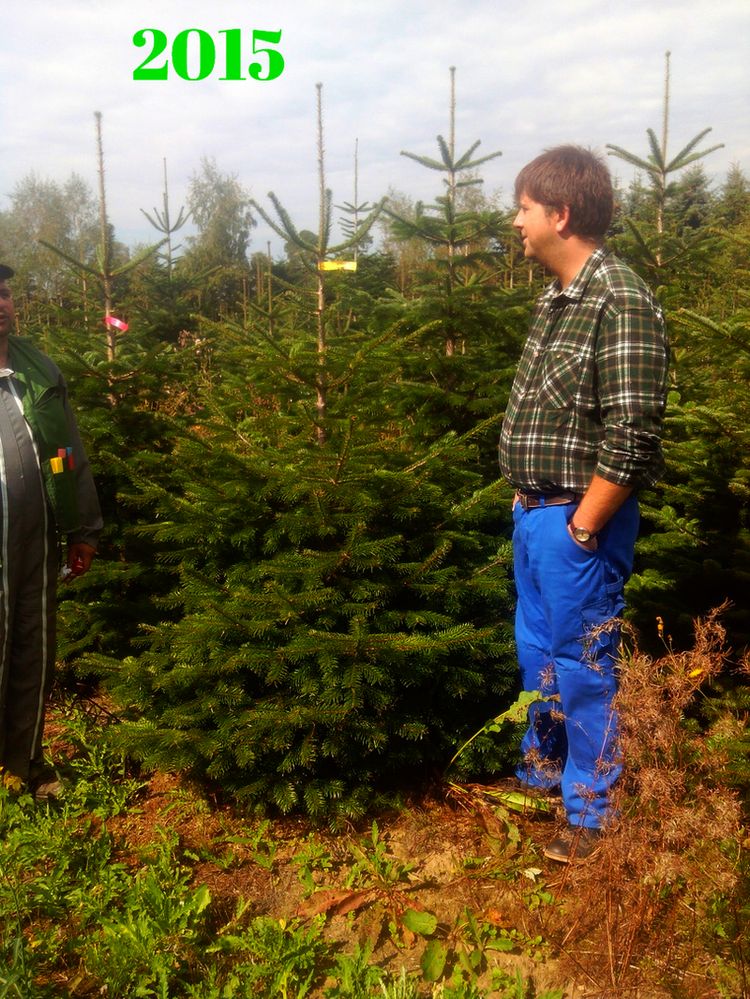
[573,527,591,543]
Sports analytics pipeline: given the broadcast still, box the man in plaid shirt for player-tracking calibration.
[498,146,669,863]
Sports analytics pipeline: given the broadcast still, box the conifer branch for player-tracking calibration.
[664,127,717,172]
[400,151,449,172]
[453,139,483,169]
[647,129,665,172]
[37,240,102,281]
[605,145,655,174]
[110,240,168,277]
[623,219,662,268]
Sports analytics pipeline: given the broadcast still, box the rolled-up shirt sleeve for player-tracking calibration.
[595,301,669,487]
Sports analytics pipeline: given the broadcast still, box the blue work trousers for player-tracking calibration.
[512,495,639,828]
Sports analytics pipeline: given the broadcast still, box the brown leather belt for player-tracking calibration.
[516,491,583,510]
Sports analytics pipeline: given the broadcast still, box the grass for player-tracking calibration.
[0,607,747,998]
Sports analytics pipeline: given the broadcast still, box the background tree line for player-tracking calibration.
[1,93,748,822]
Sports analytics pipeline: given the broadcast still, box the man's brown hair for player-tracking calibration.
[514,145,614,240]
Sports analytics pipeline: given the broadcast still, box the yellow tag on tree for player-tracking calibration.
[318,260,357,272]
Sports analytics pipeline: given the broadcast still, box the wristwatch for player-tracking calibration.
[570,523,596,544]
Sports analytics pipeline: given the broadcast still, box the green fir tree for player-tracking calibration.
[98,86,519,821]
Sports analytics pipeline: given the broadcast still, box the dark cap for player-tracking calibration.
[0,264,14,281]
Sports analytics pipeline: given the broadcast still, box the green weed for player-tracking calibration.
[378,967,420,998]
[207,913,329,998]
[323,942,384,997]
[294,834,335,897]
[489,969,564,999]
[57,708,146,816]
[80,831,211,994]
[185,815,279,872]
[346,821,415,890]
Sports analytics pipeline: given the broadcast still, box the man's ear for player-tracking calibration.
[554,205,572,235]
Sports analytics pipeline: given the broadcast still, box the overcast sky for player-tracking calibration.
[2,0,748,256]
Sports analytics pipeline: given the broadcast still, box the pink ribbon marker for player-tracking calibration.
[105,315,129,332]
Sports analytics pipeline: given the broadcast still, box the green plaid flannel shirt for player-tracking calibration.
[498,248,669,493]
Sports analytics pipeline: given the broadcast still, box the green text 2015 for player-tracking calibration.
[133,28,284,81]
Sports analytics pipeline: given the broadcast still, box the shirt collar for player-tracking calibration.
[543,246,608,305]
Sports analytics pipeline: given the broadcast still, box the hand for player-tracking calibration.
[567,521,598,552]
[64,542,97,581]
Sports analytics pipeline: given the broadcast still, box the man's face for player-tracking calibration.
[513,193,560,267]
[0,281,15,337]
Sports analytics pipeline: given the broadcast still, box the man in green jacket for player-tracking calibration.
[0,263,103,799]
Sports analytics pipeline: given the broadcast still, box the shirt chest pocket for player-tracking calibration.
[538,348,583,410]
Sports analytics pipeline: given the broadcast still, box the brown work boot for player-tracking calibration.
[544,825,601,863]
[29,765,63,803]
[31,777,63,802]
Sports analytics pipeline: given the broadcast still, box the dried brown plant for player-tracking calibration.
[544,603,748,998]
